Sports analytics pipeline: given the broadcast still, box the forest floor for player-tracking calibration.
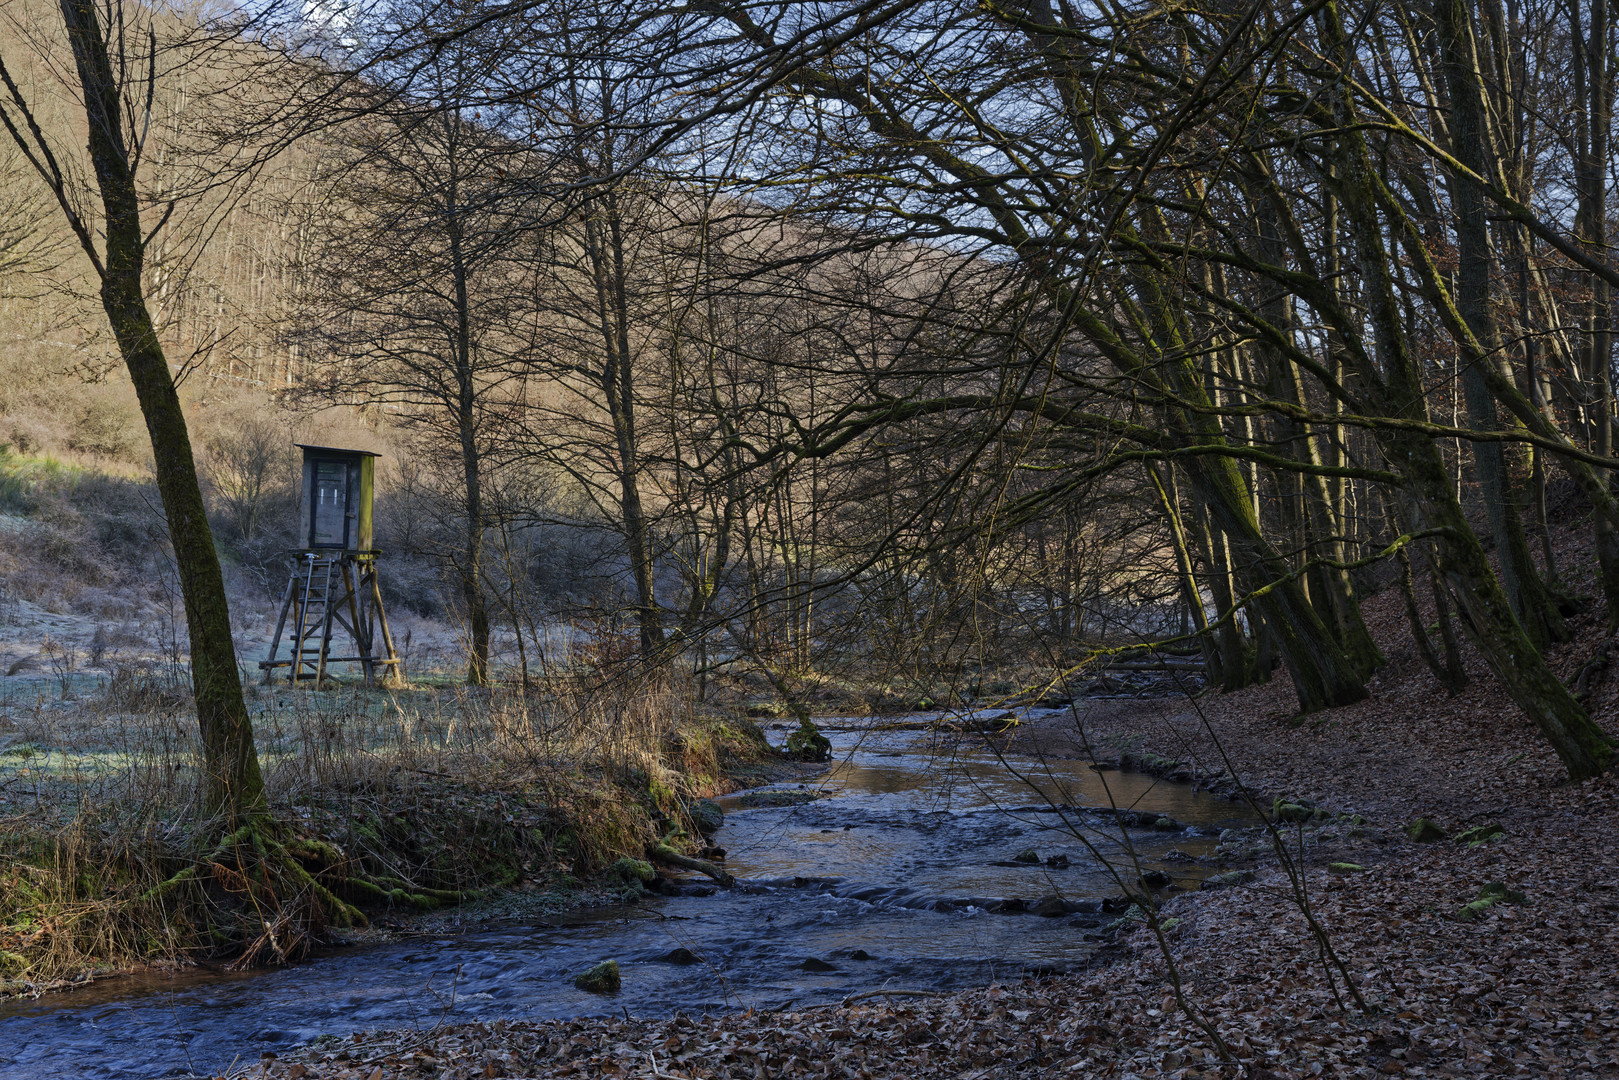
[255,581,1619,1079]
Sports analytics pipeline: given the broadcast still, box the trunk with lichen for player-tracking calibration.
[59,0,264,816]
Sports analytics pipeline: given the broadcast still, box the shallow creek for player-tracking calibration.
[0,722,1259,1079]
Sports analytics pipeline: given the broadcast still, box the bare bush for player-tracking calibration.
[202,412,298,546]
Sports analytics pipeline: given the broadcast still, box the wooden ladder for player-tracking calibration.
[260,552,402,685]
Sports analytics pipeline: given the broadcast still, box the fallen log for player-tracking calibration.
[649,843,735,887]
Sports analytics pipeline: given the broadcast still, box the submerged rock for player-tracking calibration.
[738,789,821,809]
[1044,853,1070,869]
[1012,848,1040,864]
[798,957,839,972]
[661,948,701,965]
[574,960,621,994]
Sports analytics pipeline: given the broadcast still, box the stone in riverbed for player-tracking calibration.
[1044,853,1070,869]
[689,799,724,837]
[1033,895,1074,917]
[574,960,621,994]
[1012,848,1040,863]
[661,948,701,965]
[1137,869,1172,889]
[738,789,820,808]
[798,957,839,972]
[784,719,832,762]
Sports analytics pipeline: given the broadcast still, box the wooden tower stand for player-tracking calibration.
[260,550,402,685]
[260,444,403,686]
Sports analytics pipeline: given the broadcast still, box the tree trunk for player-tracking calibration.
[1436,0,1569,649]
[1573,0,1619,623]
[1149,465,1224,686]
[447,168,489,686]
[59,0,264,817]
[1318,20,1614,776]
[586,194,662,657]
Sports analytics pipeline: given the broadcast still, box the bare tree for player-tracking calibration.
[291,26,536,684]
[0,0,266,815]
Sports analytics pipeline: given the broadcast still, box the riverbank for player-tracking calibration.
[255,585,1619,1078]
[0,678,792,997]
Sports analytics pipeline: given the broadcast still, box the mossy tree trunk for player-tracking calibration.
[1318,20,1614,778]
[1436,0,1570,650]
[55,0,265,816]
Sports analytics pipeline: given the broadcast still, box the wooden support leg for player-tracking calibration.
[370,565,402,685]
[262,567,296,684]
[341,560,374,685]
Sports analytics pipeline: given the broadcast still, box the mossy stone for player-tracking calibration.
[1453,882,1528,921]
[1478,881,1528,905]
[574,959,621,994]
[1274,802,1313,824]
[608,858,656,885]
[784,720,831,762]
[1454,823,1505,845]
[1405,818,1448,843]
[1201,869,1256,890]
[689,799,724,837]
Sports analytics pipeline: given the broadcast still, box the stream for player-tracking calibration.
[0,719,1259,1079]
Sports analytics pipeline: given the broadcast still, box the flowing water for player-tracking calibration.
[0,719,1259,1079]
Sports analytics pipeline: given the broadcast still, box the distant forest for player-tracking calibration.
[3,0,1618,783]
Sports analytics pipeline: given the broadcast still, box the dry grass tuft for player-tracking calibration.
[0,667,775,990]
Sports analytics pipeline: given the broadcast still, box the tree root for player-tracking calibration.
[133,814,481,968]
[649,843,735,886]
